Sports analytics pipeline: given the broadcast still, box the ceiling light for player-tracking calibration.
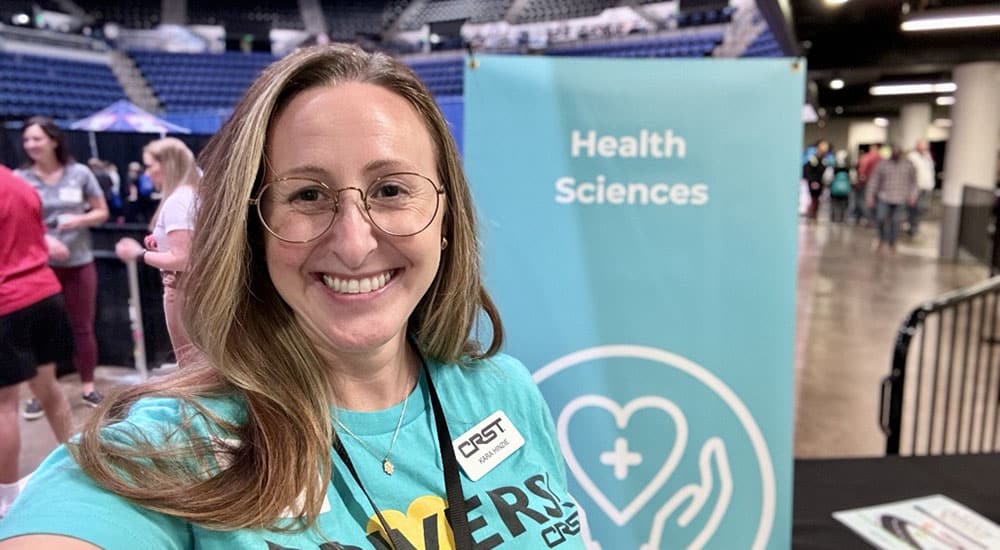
[870,82,957,96]
[874,117,889,127]
[901,7,1000,31]
[829,79,845,90]
[824,0,849,5]
[936,96,956,106]
[933,118,953,127]
[834,106,844,114]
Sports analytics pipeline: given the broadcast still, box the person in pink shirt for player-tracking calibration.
[0,165,75,516]
[853,143,882,224]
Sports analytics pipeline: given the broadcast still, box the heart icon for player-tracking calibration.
[557,395,688,526]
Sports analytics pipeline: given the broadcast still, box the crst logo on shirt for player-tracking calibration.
[265,473,581,549]
[457,416,506,458]
[453,411,526,482]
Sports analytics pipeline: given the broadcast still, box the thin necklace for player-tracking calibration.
[334,385,410,476]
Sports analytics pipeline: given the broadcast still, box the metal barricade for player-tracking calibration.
[879,276,1000,455]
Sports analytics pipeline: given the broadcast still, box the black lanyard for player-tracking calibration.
[333,358,472,550]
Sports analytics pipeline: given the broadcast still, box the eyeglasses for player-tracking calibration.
[249,172,445,243]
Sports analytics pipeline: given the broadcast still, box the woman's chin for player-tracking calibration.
[313,326,404,357]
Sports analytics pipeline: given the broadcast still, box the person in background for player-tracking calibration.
[907,139,935,237]
[15,117,108,419]
[104,160,123,224]
[853,143,882,225]
[867,144,918,253]
[829,150,853,223]
[0,165,75,517]
[104,160,121,201]
[803,139,830,222]
[87,158,122,222]
[0,44,582,549]
[115,138,200,367]
[124,161,142,223]
[126,160,158,224]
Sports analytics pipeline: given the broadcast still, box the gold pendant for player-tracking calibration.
[383,458,394,476]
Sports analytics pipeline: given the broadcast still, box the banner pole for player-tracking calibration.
[126,260,148,380]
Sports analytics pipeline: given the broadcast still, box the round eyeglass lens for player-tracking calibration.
[364,173,441,237]
[257,179,338,243]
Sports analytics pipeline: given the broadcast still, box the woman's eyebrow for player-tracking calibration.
[362,158,415,175]
[274,159,419,180]
[274,164,330,179]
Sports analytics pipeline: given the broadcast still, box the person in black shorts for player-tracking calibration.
[0,165,76,516]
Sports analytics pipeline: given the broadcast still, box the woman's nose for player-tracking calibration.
[326,189,378,268]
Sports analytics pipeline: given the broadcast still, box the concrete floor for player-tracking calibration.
[15,211,992,478]
[794,214,987,457]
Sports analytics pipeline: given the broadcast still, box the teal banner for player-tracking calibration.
[465,55,804,548]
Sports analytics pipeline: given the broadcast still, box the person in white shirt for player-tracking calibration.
[907,140,935,236]
[115,138,200,367]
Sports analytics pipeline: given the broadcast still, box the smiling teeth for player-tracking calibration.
[322,272,392,294]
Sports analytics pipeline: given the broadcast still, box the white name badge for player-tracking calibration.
[58,187,83,203]
[452,410,525,481]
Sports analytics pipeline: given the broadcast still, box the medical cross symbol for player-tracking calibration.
[599,437,642,480]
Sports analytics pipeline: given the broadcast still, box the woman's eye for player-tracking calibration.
[373,182,405,198]
[294,188,323,202]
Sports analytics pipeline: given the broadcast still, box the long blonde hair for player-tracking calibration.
[70,44,503,532]
[145,137,199,229]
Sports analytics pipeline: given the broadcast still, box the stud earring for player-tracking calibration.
[441,237,448,250]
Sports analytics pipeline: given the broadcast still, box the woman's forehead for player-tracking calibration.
[265,82,436,176]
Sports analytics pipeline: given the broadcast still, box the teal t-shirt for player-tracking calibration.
[0,355,586,549]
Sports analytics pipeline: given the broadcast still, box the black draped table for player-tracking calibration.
[793,453,1000,549]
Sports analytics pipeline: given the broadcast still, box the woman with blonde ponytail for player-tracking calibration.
[0,44,583,550]
[115,137,200,367]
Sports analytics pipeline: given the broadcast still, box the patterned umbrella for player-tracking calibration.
[70,100,191,134]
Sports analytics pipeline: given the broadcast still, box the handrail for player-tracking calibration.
[878,275,1000,454]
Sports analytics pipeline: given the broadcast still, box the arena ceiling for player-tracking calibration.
[762,0,1000,119]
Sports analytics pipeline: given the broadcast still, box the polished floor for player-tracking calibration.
[794,210,988,457]
[15,206,993,477]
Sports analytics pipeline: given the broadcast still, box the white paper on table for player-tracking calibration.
[833,494,1000,550]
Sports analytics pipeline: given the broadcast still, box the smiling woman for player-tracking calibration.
[0,44,586,550]
[14,116,109,409]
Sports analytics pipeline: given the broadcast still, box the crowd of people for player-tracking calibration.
[802,138,936,253]
[0,43,583,549]
[0,117,207,513]
[86,155,160,226]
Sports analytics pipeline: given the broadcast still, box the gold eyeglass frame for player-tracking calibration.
[248,172,446,244]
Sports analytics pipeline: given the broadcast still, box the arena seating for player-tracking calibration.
[0,52,125,120]
[678,6,733,28]
[188,1,305,30]
[130,50,276,112]
[515,0,618,24]
[396,0,514,31]
[73,0,161,29]
[0,2,761,121]
[546,31,724,58]
[322,0,410,40]
[742,29,782,57]
[407,57,465,97]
